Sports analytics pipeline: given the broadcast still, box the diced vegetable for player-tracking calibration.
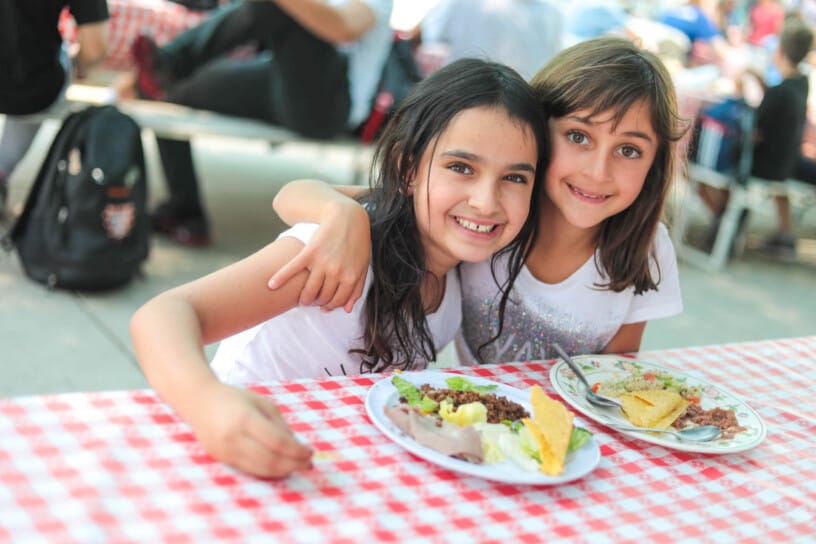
[439,399,487,426]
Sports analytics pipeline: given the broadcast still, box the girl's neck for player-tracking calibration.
[420,272,447,314]
[527,200,599,284]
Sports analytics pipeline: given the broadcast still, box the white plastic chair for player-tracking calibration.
[673,103,755,271]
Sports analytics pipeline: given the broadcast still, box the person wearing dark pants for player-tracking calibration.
[133,0,393,246]
[0,1,108,217]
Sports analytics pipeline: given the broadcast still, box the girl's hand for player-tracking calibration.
[268,199,371,313]
[188,382,313,479]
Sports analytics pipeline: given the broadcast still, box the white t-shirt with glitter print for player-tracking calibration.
[455,223,682,365]
[211,223,462,384]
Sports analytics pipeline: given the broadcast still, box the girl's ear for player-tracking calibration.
[397,152,416,196]
[405,177,416,196]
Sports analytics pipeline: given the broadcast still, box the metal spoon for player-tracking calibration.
[552,343,622,409]
[609,424,722,442]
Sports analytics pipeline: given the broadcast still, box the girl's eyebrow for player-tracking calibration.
[440,150,535,172]
[618,130,654,144]
[564,115,654,144]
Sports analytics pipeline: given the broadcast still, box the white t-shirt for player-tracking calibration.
[211,223,462,384]
[335,0,394,127]
[421,0,564,81]
[456,223,682,365]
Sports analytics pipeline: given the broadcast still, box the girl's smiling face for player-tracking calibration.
[410,105,538,278]
[545,99,658,233]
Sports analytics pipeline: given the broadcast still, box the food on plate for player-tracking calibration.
[596,369,702,400]
[387,376,591,475]
[594,368,745,438]
[522,385,574,475]
[619,390,688,430]
[674,403,745,439]
[385,404,484,462]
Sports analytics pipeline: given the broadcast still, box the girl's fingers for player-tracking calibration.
[323,281,353,312]
[315,281,342,310]
[249,399,313,462]
[268,251,310,290]
[235,435,310,479]
[344,274,367,314]
[298,269,326,307]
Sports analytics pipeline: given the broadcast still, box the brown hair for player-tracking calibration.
[530,37,687,293]
[780,16,814,66]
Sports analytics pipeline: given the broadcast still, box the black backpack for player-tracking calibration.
[8,105,149,290]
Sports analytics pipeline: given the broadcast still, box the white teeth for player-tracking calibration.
[455,217,496,233]
[570,184,607,200]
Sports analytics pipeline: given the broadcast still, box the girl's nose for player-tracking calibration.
[468,178,500,214]
[586,153,613,183]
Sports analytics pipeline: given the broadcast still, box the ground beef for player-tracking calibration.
[413,384,530,424]
[673,403,745,439]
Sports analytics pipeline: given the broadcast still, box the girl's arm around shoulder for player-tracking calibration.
[271,179,371,312]
[129,236,314,478]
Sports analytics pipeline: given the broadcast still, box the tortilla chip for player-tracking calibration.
[524,385,574,476]
[620,390,688,429]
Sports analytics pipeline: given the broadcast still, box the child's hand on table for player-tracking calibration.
[189,382,313,479]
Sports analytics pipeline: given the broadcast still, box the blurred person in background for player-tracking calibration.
[700,15,814,257]
[0,1,109,217]
[131,0,393,246]
[747,0,785,46]
[410,0,563,81]
[659,0,732,66]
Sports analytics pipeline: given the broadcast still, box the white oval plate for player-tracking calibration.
[366,371,601,485]
[549,355,766,454]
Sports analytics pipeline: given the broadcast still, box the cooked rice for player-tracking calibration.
[597,370,703,400]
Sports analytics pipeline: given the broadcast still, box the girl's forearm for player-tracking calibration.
[273,179,366,226]
[130,295,221,421]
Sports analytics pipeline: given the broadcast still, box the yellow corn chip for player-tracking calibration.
[620,390,688,429]
[525,385,574,476]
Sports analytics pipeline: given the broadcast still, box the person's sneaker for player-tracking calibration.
[150,202,211,247]
[758,232,797,258]
[132,34,171,100]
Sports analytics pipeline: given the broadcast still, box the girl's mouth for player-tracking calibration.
[454,217,498,233]
[567,183,610,202]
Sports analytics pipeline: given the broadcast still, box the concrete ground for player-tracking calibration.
[1,119,814,398]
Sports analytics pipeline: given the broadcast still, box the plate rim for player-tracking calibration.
[548,354,767,454]
[365,370,601,485]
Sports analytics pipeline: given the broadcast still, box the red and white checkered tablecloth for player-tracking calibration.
[60,0,209,71]
[1,337,815,542]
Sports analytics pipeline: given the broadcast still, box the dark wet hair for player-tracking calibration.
[530,37,687,293]
[353,58,548,372]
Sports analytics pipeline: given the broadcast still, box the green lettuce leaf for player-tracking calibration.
[567,427,592,452]
[444,376,498,394]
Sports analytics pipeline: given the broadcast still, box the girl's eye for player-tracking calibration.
[504,173,529,184]
[618,145,642,159]
[448,162,472,175]
[566,130,588,145]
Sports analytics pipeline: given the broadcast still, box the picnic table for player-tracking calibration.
[1,337,814,542]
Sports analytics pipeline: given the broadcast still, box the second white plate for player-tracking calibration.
[549,355,766,454]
